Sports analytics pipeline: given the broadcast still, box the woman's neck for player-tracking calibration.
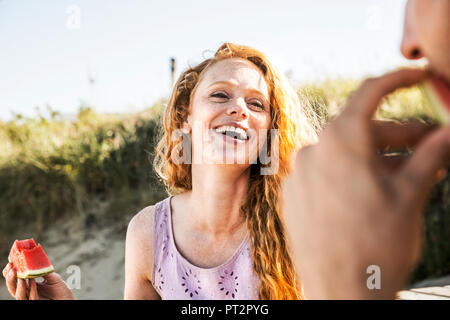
[187,164,250,239]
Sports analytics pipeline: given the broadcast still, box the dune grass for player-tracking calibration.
[0,103,167,257]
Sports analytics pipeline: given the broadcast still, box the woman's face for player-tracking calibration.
[184,58,272,167]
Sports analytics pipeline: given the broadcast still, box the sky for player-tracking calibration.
[0,0,420,121]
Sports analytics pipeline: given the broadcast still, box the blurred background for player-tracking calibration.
[0,0,449,299]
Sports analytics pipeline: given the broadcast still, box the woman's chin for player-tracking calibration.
[191,133,260,165]
[205,136,253,165]
[204,152,250,166]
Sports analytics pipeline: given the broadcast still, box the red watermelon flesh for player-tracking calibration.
[422,76,450,125]
[8,238,55,279]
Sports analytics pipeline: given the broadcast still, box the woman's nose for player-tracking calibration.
[227,98,249,119]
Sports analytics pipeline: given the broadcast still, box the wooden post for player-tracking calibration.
[170,57,176,88]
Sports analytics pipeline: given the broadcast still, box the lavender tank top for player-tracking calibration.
[151,196,260,300]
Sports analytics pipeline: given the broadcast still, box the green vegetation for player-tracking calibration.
[0,102,167,259]
[0,79,448,285]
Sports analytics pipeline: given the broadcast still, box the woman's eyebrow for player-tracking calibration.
[207,81,267,98]
[207,80,237,89]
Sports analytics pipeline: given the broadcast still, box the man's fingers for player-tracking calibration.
[378,153,410,172]
[396,126,450,207]
[342,69,428,122]
[379,153,448,184]
[434,168,448,184]
[15,278,28,300]
[372,120,437,150]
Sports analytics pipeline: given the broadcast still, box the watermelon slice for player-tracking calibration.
[421,76,450,125]
[8,238,55,279]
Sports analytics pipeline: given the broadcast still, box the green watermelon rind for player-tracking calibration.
[420,81,450,125]
[8,257,55,279]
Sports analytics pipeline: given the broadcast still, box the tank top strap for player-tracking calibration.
[151,196,172,288]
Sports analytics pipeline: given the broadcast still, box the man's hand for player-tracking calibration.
[282,69,450,299]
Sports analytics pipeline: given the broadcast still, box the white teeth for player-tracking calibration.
[214,126,248,140]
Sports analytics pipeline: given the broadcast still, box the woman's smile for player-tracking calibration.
[213,124,250,145]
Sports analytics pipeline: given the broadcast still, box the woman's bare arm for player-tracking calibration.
[124,205,161,300]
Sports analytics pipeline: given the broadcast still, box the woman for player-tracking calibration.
[2,43,319,300]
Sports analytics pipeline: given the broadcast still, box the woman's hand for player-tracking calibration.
[282,69,450,299]
[3,263,75,300]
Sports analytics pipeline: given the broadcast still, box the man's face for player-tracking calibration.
[401,0,450,82]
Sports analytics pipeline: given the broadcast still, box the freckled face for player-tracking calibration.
[185,58,272,166]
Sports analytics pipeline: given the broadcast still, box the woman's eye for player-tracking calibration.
[210,92,228,99]
[249,100,264,109]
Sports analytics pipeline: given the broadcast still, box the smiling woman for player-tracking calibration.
[1,42,320,301]
[148,43,320,300]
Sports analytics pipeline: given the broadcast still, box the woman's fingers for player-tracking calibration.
[15,278,28,300]
[4,264,17,298]
[2,263,11,278]
[41,272,63,285]
[29,279,39,300]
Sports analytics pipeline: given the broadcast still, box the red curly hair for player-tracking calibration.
[154,43,319,299]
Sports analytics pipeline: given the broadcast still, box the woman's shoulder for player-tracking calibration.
[125,203,163,298]
[126,205,157,265]
[126,196,172,244]
[128,205,155,236]
[125,198,169,281]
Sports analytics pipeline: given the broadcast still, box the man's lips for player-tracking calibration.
[429,75,450,111]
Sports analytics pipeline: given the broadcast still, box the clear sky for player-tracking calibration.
[0,0,420,121]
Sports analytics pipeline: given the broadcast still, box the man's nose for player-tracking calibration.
[400,1,424,60]
[400,32,424,60]
[227,98,249,119]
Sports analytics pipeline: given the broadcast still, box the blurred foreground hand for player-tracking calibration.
[282,69,450,299]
